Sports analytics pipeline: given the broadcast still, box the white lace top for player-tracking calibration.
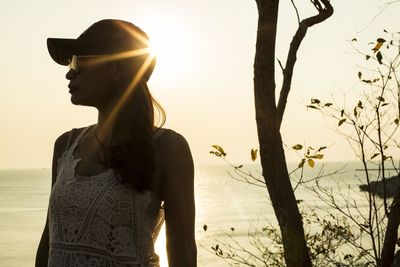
[48,126,164,267]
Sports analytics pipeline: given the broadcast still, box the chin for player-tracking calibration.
[70,94,85,105]
[70,95,97,108]
[70,95,81,105]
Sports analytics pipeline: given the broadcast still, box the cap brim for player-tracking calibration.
[47,38,78,66]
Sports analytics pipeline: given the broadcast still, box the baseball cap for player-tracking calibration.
[47,19,152,66]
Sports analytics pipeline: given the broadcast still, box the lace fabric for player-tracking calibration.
[48,126,164,267]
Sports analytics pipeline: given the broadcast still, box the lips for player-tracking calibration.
[68,85,78,92]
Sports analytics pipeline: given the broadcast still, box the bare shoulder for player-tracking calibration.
[154,129,193,177]
[53,126,86,156]
[53,131,70,156]
[155,129,190,150]
[154,129,192,161]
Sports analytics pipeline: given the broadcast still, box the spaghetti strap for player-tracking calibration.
[64,128,76,152]
[68,125,94,154]
[64,125,94,155]
[56,126,93,178]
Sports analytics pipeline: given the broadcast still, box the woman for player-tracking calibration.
[35,19,196,267]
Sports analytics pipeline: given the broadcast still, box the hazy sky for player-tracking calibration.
[0,0,399,168]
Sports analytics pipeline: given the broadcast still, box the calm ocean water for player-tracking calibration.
[0,162,388,267]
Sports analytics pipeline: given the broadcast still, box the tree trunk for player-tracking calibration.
[253,1,312,266]
[380,191,400,267]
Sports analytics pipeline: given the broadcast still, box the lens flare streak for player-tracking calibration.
[97,54,155,137]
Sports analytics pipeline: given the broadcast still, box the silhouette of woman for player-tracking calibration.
[35,19,196,267]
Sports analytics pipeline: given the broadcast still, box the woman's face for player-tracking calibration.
[66,55,121,109]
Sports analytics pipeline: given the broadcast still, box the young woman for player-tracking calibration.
[35,19,196,267]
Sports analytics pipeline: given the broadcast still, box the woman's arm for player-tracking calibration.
[158,131,197,267]
[35,131,70,267]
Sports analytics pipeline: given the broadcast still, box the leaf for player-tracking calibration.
[209,151,222,157]
[338,118,346,126]
[353,107,358,117]
[307,105,319,109]
[316,146,327,152]
[311,154,324,159]
[292,144,303,150]
[358,71,362,79]
[372,43,382,53]
[351,38,357,42]
[371,153,379,159]
[298,158,306,168]
[376,96,385,102]
[357,101,363,109]
[211,145,226,157]
[230,227,235,232]
[377,51,383,64]
[383,155,392,161]
[395,118,399,125]
[251,148,258,161]
[372,38,385,53]
[324,103,333,107]
[340,109,344,117]
[382,103,389,107]
[377,38,386,43]
[296,199,303,204]
[366,55,371,60]
[203,224,208,231]
[308,159,315,168]
[311,98,320,104]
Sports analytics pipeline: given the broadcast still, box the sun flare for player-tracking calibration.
[142,18,197,80]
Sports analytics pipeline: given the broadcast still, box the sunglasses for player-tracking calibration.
[68,55,106,73]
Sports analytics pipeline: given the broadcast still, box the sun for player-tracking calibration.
[147,38,160,59]
[147,24,186,69]
[141,18,197,81]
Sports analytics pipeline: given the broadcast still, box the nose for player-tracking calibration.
[66,68,78,80]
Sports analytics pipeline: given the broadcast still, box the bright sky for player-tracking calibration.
[0,0,399,169]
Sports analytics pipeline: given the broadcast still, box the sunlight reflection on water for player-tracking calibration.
[0,162,373,266]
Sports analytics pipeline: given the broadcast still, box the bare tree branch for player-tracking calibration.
[357,0,400,34]
[290,0,301,25]
[277,0,333,128]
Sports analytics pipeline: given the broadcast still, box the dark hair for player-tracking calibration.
[100,57,166,192]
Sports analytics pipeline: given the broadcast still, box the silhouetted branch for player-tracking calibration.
[357,0,400,33]
[290,0,301,25]
[277,0,334,128]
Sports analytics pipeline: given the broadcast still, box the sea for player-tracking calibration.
[0,161,393,267]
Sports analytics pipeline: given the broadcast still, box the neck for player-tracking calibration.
[95,104,113,142]
[95,101,135,145]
